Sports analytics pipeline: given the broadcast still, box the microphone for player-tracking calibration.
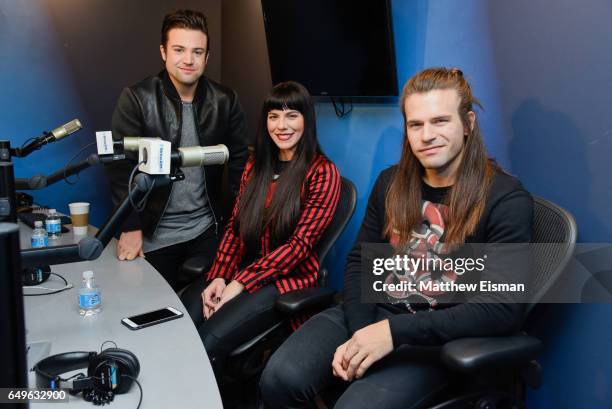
[46,119,82,143]
[139,142,228,174]
[119,137,228,166]
[122,136,148,152]
[101,135,228,174]
[12,119,83,158]
[176,145,229,167]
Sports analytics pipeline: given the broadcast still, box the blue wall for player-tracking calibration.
[0,1,112,226]
[487,1,612,407]
[316,0,612,407]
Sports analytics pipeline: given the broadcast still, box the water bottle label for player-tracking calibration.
[31,235,48,248]
[46,220,61,234]
[79,292,101,308]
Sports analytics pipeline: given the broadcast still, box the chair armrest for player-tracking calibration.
[276,287,337,315]
[180,256,209,277]
[441,334,542,372]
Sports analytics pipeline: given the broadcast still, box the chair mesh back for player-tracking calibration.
[315,177,357,281]
[526,196,577,316]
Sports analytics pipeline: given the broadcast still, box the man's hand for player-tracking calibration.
[117,230,144,261]
[333,319,394,381]
[210,280,244,315]
[202,278,227,319]
[332,340,350,380]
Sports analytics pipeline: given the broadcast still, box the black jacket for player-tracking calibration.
[343,166,533,347]
[105,70,248,237]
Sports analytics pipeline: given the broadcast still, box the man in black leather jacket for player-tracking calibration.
[105,9,248,290]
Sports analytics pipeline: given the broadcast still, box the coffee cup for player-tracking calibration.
[68,202,90,235]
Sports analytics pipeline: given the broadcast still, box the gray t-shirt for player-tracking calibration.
[143,102,214,252]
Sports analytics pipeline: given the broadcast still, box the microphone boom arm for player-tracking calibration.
[20,173,171,268]
[15,153,125,190]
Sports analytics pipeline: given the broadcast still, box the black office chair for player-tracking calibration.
[425,196,577,409]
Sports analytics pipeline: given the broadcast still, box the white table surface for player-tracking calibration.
[20,224,222,408]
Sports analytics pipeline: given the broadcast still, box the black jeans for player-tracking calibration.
[260,306,450,409]
[181,278,284,380]
[144,225,218,291]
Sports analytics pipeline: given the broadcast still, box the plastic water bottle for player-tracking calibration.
[78,270,101,316]
[45,209,62,238]
[31,221,48,248]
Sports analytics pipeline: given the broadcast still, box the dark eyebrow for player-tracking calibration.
[431,115,452,121]
[406,119,423,125]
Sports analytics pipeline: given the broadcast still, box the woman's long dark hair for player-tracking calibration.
[236,81,323,248]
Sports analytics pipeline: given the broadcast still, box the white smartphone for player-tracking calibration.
[121,306,183,330]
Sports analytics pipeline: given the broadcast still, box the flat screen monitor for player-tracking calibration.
[262,0,398,97]
[0,222,28,395]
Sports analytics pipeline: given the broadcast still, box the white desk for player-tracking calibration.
[20,225,222,408]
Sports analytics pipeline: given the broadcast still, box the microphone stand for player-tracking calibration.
[11,132,55,158]
[20,172,173,268]
[14,153,125,190]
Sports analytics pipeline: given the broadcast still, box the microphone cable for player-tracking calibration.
[330,96,353,118]
[63,141,97,185]
[19,136,40,151]
[121,375,143,409]
[127,161,156,212]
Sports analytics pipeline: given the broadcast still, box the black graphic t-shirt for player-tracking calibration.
[342,165,533,347]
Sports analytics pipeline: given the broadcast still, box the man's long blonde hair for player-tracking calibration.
[384,67,498,246]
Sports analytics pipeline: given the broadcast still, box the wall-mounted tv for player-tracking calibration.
[261,0,398,97]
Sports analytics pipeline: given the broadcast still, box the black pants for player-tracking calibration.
[260,306,450,409]
[145,225,218,291]
[181,278,284,380]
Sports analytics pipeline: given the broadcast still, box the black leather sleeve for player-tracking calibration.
[225,89,249,211]
[104,87,143,233]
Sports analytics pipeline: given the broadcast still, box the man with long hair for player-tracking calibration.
[105,10,248,291]
[260,67,533,408]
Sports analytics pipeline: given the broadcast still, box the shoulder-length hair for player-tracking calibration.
[385,67,499,247]
[236,81,323,248]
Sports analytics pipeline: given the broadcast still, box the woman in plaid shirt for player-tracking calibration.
[182,81,340,382]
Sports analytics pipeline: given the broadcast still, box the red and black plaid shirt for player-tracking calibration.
[207,155,341,323]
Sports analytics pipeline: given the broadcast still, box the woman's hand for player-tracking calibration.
[202,278,226,319]
[210,280,245,315]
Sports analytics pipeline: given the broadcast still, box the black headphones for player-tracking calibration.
[23,265,51,286]
[33,348,140,403]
